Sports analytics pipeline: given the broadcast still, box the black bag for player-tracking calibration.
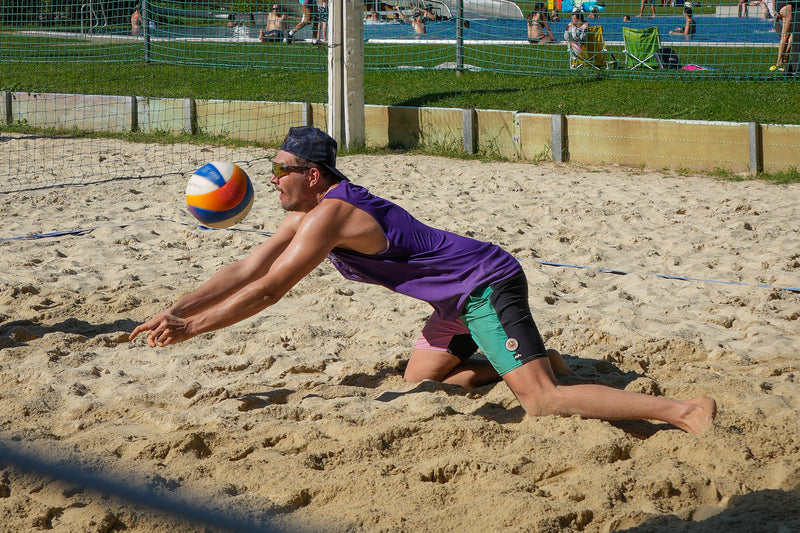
[656,47,681,69]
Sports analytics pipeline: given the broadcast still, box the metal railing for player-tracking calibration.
[80,0,108,34]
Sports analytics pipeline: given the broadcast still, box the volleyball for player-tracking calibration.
[185,162,254,228]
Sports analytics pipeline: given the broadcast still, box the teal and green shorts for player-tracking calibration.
[413,273,548,376]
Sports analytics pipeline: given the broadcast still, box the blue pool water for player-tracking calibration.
[362,16,780,44]
[143,15,779,45]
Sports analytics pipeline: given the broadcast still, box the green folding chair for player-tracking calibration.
[622,26,661,70]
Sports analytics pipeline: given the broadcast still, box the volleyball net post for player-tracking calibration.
[328,0,365,150]
[142,0,151,62]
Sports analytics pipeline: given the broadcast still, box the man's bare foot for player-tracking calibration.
[547,349,577,377]
[680,396,717,434]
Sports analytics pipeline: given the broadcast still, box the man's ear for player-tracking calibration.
[307,166,323,186]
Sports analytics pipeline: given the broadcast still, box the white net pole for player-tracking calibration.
[327,0,344,143]
[328,0,364,149]
[343,0,365,149]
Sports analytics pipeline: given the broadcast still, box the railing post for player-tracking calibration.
[1,91,12,125]
[463,107,478,154]
[301,102,313,127]
[749,121,763,175]
[127,95,138,132]
[551,114,568,162]
[183,97,197,134]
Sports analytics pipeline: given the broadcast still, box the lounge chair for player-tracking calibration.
[622,26,661,70]
[568,26,616,70]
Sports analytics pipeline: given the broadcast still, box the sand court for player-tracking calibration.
[1,138,799,532]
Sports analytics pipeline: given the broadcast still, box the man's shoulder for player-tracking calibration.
[277,210,306,231]
[300,193,353,227]
[301,197,383,252]
[316,184,384,222]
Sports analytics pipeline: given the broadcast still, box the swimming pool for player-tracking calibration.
[77,15,780,46]
[361,16,780,45]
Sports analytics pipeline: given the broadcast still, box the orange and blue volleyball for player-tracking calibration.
[185,162,254,229]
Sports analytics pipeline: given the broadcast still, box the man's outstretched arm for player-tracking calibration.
[130,205,348,347]
[130,211,303,345]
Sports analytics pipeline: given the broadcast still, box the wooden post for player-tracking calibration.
[749,122,763,175]
[127,95,138,132]
[551,114,568,162]
[463,107,478,155]
[184,98,197,134]
[1,91,12,125]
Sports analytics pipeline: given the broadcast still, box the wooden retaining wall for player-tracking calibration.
[3,91,799,174]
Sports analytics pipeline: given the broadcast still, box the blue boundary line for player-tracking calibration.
[537,261,800,294]
[3,220,798,294]
[0,217,274,242]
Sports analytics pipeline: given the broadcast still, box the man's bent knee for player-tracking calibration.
[516,390,565,417]
[403,349,461,383]
[403,367,437,383]
[501,358,564,416]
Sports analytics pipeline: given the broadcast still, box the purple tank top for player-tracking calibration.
[323,181,522,320]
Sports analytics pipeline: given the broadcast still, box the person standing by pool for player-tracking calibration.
[131,8,142,36]
[774,0,798,74]
[288,0,320,44]
[763,0,777,19]
[738,0,750,18]
[639,0,656,18]
[317,0,328,42]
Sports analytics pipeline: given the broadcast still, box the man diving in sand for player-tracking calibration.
[130,126,717,434]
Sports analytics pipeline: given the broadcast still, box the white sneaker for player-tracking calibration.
[312,38,319,45]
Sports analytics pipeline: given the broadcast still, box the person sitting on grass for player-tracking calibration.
[564,9,589,56]
[527,3,555,44]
